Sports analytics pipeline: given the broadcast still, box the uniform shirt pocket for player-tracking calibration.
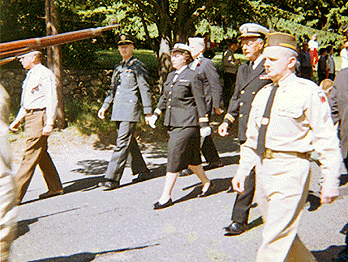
[277,107,303,119]
[175,81,191,98]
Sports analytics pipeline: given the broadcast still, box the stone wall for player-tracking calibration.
[0,68,114,106]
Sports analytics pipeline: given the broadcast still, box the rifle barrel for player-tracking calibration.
[0,24,119,60]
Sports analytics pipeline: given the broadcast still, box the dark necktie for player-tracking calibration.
[256,83,279,156]
[247,61,254,75]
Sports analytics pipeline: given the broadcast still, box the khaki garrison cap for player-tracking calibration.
[239,23,269,39]
[265,32,298,53]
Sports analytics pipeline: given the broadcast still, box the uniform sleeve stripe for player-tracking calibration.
[224,113,235,123]
[154,108,162,115]
[199,117,209,122]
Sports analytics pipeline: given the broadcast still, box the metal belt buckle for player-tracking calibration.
[264,149,273,159]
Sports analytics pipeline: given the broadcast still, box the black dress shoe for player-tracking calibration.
[205,159,223,170]
[98,180,119,191]
[198,182,215,198]
[153,198,173,210]
[179,168,193,176]
[224,222,247,236]
[132,171,151,183]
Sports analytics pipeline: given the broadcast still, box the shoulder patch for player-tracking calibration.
[317,91,327,103]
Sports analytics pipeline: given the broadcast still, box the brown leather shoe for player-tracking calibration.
[39,189,64,199]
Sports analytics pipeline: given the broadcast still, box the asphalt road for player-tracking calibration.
[9,133,348,262]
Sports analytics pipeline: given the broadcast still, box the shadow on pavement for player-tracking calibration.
[340,174,348,187]
[71,159,109,175]
[306,191,321,212]
[62,160,168,194]
[312,245,346,262]
[16,208,79,239]
[174,177,233,204]
[27,244,159,262]
[248,216,263,231]
[313,222,348,262]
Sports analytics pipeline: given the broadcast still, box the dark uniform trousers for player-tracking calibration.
[193,57,222,164]
[104,121,148,182]
[16,109,62,202]
[222,72,237,109]
[330,68,348,170]
[225,60,271,225]
[231,166,256,224]
[201,135,220,163]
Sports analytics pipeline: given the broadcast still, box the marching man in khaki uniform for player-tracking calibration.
[10,51,64,203]
[232,32,341,261]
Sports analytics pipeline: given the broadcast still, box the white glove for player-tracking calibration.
[149,115,158,129]
[200,126,211,138]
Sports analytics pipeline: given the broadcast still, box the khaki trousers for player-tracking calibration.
[16,110,62,202]
[255,153,317,262]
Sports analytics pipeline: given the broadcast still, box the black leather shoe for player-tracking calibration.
[98,180,119,191]
[205,159,223,170]
[153,198,173,210]
[179,169,193,176]
[224,222,247,236]
[132,171,151,183]
[198,182,215,197]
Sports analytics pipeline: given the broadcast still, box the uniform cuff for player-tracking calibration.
[199,115,209,127]
[224,113,235,126]
[154,108,162,117]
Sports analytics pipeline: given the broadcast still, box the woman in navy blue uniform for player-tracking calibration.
[149,43,214,209]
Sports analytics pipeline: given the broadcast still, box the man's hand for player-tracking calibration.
[218,122,229,137]
[145,114,152,125]
[214,107,224,115]
[232,173,247,194]
[320,185,339,204]
[42,125,53,136]
[148,115,158,129]
[9,121,20,132]
[98,108,106,119]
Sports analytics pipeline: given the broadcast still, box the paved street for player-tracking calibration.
[9,132,348,262]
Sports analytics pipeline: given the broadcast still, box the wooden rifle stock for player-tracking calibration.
[0,24,119,65]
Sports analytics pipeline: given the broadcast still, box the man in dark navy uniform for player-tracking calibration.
[218,23,271,235]
[98,34,152,190]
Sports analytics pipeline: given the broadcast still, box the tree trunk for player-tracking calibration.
[157,36,172,93]
[45,0,66,129]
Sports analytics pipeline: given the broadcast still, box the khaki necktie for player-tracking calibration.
[256,83,279,156]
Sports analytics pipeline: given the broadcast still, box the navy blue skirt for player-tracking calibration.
[166,126,202,173]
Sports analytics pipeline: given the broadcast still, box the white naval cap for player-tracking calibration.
[188,37,205,48]
[239,23,269,39]
[171,43,192,53]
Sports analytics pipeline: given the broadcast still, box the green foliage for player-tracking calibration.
[0,0,46,43]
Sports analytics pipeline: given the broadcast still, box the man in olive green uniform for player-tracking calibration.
[98,34,152,190]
